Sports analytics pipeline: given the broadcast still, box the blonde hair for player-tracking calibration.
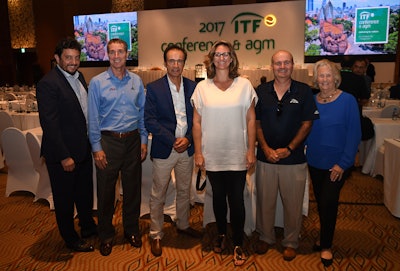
[313,59,341,89]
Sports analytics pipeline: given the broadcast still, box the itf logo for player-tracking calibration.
[359,11,374,20]
[110,25,120,32]
[231,12,277,34]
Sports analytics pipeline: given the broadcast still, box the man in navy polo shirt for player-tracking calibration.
[254,50,319,261]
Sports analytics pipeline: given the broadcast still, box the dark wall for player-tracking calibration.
[0,0,15,85]
[33,0,112,78]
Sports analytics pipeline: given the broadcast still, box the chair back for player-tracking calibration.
[4,92,17,101]
[25,92,36,100]
[380,105,400,118]
[2,127,39,196]
[26,132,54,209]
[0,111,15,168]
[0,111,15,133]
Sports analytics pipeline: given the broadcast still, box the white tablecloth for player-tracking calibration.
[383,139,400,218]
[130,68,312,88]
[362,107,383,118]
[10,111,40,131]
[362,100,400,118]
[361,118,400,176]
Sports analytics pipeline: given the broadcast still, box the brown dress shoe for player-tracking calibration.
[125,234,142,248]
[151,238,162,257]
[255,240,270,255]
[283,247,296,261]
[99,242,112,256]
[177,227,203,238]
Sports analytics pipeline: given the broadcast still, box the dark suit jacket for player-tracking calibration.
[36,67,91,164]
[145,75,196,159]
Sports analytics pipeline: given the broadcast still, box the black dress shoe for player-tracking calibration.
[151,238,162,257]
[100,242,113,256]
[177,227,203,238]
[81,227,98,239]
[321,257,333,267]
[66,239,94,252]
[125,234,142,248]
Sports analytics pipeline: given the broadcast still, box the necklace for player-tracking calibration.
[319,90,337,103]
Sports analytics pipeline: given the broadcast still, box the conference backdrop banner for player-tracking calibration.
[138,1,305,69]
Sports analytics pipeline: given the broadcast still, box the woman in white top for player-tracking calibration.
[191,40,257,266]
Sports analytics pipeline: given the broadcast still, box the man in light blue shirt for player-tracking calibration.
[88,38,148,256]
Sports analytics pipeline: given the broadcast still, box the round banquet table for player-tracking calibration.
[9,111,40,131]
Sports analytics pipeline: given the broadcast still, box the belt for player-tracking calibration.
[101,129,138,138]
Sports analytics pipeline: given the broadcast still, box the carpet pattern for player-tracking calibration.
[0,170,399,271]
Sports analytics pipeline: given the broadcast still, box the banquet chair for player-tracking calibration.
[4,92,17,101]
[380,105,400,118]
[2,127,39,196]
[26,131,54,209]
[0,111,15,169]
[25,92,36,100]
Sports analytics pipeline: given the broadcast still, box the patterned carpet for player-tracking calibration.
[0,169,399,271]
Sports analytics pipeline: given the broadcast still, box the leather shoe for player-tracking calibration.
[66,239,94,252]
[151,238,162,257]
[100,242,113,256]
[177,227,203,238]
[283,247,296,261]
[255,240,270,255]
[125,234,142,248]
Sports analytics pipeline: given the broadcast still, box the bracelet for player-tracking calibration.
[286,146,292,153]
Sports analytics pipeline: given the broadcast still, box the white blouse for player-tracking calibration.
[191,76,257,171]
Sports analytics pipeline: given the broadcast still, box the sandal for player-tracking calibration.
[233,246,246,266]
[213,234,226,253]
[321,249,333,267]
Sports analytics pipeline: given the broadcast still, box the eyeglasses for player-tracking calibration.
[276,100,283,116]
[273,60,293,67]
[214,52,230,58]
[167,59,185,65]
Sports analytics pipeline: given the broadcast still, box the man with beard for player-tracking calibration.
[37,37,97,252]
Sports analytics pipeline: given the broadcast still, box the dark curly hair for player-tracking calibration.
[54,37,81,57]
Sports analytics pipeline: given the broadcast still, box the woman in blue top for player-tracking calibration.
[306,59,361,267]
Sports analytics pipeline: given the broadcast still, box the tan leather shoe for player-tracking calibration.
[151,238,162,257]
[283,247,296,261]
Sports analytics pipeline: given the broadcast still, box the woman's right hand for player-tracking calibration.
[195,153,205,171]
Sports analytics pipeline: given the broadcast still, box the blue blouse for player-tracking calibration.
[306,91,361,170]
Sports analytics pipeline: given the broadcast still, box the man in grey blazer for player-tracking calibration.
[37,37,97,252]
[145,45,201,257]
